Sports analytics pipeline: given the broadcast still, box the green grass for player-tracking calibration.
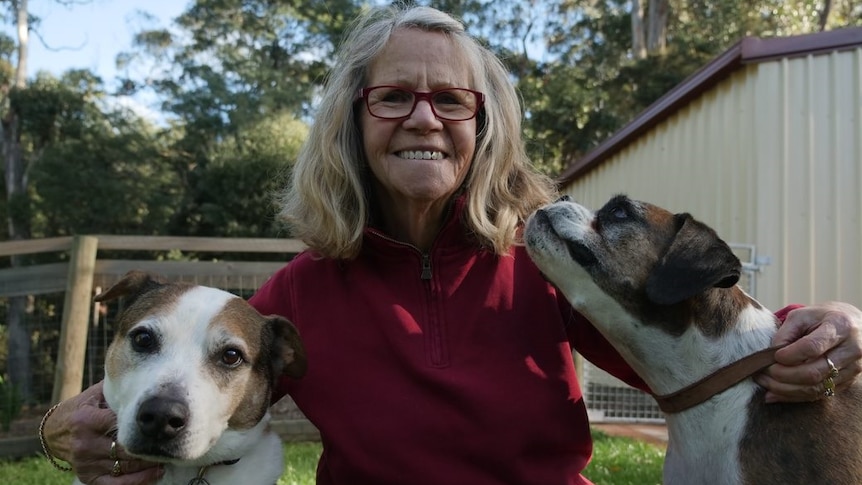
[584,429,665,485]
[0,429,664,485]
[0,442,323,485]
[277,441,321,485]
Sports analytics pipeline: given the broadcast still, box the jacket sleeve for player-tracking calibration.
[774,304,804,323]
[248,265,293,318]
[248,262,296,402]
[557,293,651,393]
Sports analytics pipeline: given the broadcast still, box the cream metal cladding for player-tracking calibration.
[560,32,862,311]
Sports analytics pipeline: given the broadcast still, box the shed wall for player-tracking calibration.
[562,47,862,310]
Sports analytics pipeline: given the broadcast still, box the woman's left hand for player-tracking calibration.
[756,301,862,403]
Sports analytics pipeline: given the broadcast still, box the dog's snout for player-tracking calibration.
[136,396,190,440]
[556,195,572,203]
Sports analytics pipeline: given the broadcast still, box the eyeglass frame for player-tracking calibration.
[357,85,485,121]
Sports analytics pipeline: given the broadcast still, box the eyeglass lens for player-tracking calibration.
[365,87,480,121]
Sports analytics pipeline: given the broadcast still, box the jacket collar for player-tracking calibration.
[364,194,475,253]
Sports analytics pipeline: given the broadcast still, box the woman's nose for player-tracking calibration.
[405,99,443,127]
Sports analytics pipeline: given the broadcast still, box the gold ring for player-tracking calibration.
[109,440,118,460]
[826,356,839,379]
[111,459,122,477]
[823,376,836,397]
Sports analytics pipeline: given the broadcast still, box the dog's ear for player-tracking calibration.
[646,214,741,305]
[267,316,307,379]
[94,270,166,305]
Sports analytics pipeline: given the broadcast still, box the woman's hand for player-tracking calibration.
[44,381,162,484]
[756,301,862,403]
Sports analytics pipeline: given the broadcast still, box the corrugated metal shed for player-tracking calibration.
[558,27,862,311]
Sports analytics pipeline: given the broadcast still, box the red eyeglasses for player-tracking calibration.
[358,85,484,121]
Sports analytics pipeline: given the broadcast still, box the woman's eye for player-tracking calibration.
[381,89,412,103]
[221,349,244,367]
[129,328,158,353]
[434,92,460,105]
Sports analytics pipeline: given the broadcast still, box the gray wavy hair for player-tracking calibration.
[278,5,556,259]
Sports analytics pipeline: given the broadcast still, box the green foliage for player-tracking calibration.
[23,74,180,238]
[0,34,14,87]
[5,0,862,241]
[168,112,307,239]
[0,375,22,432]
[122,0,362,136]
[11,73,91,145]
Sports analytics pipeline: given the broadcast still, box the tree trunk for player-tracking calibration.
[646,0,668,55]
[6,296,32,402]
[631,0,647,60]
[14,0,28,87]
[3,0,33,403]
[818,0,833,31]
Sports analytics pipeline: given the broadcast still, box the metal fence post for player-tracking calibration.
[52,235,99,403]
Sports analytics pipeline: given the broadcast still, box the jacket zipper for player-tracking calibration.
[365,229,448,366]
[367,229,434,280]
[420,253,432,280]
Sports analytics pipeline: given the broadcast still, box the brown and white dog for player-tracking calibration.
[524,195,862,485]
[73,271,306,485]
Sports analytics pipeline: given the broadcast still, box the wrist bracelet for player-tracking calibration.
[39,402,73,472]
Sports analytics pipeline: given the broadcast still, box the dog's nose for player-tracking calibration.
[136,396,190,440]
[556,195,571,202]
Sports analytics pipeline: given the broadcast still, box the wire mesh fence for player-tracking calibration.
[0,236,306,446]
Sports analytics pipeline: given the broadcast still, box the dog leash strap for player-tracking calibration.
[652,345,784,414]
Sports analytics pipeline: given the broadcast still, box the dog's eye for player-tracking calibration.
[610,205,628,220]
[221,349,244,367]
[129,328,158,353]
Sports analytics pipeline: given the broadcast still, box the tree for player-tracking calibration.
[1,0,35,402]
[119,1,359,138]
[28,72,180,238]
[631,0,646,58]
[168,111,308,241]
[630,0,668,59]
[111,0,360,243]
[0,0,180,401]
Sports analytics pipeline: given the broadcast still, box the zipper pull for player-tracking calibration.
[420,254,432,280]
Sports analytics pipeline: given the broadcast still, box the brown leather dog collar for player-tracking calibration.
[652,346,784,414]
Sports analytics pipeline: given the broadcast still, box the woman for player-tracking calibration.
[42,6,862,485]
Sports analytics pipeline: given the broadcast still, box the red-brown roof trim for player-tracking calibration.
[557,26,862,187]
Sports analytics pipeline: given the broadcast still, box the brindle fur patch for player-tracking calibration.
[740,385,862,484]
[577,197,749,338]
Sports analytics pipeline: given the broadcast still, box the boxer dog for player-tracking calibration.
[524,194,862,485]
[73,271,306,485]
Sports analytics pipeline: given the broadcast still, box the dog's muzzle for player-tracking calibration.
[136,395,190,441]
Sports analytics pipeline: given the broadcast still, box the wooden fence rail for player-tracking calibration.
[0,235,305,403]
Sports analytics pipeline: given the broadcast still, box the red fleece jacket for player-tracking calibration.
[249,198,796,485]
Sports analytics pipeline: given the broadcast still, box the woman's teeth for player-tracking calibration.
[397,151,444,160]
